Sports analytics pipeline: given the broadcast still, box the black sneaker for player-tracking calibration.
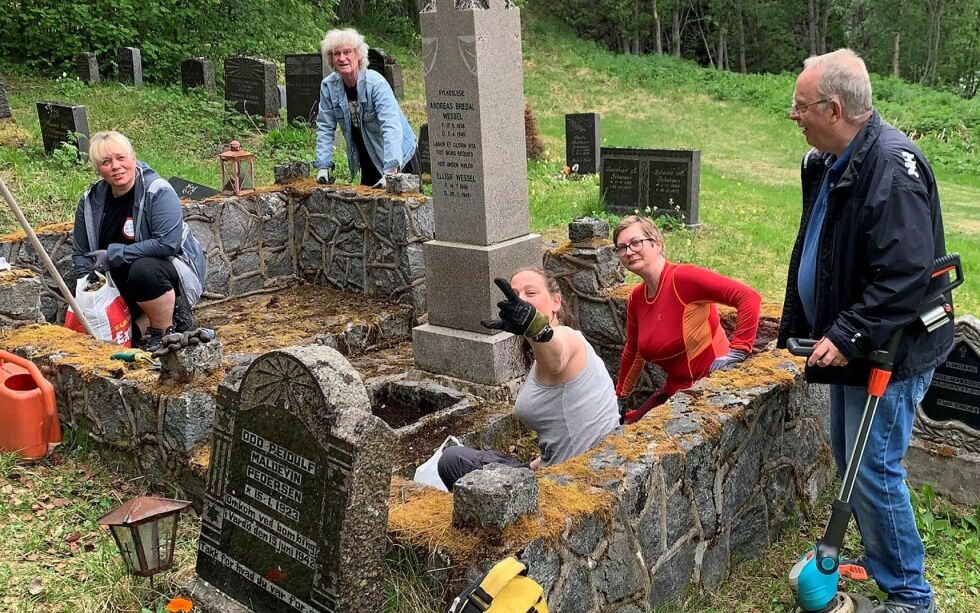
[139,326,174,353]
[173,294,197,333]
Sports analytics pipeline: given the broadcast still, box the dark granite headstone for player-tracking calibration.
[285,54,323,125]
[920,317,980,430]
[168,177,220,201]
[418,123,430,175]
[36,102,89,157]
[225,57,280,118]
[117,47,143,88]
[0,76,11,121]
[181,58,216,95]
[367,48,403,99]
[76,53,100,84]
[565,112,600,174]
[196,346,394,612]
[600,147,701,226]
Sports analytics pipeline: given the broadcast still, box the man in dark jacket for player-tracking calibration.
[778,49,952,613]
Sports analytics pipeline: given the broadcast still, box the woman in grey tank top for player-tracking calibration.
[436,268,621,489]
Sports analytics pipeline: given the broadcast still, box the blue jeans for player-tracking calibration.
[829,369,934,606]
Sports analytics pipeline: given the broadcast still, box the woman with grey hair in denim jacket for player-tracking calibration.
[314,28,419,187]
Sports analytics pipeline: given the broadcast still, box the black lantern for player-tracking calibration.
[219,139,256,196]
[98,496,191,579]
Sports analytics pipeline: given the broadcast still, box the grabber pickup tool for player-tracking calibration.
[786,253,962,613]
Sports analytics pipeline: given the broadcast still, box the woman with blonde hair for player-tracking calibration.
[71,131,206,351]
[436,267,620,490]
[615,215,761,423]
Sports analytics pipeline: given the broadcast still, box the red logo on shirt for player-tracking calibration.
[122,217,135,240]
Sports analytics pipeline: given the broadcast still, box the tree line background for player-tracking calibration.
[1,0,978,99]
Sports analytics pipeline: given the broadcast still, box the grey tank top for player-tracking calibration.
[514,331,621,467]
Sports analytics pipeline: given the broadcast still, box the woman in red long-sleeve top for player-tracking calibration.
[614,216,762,424]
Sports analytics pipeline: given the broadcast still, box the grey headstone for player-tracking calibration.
[920,316,980,431]
[117,47,143,88]
[273,161,311,184]
[285,54,323,125]
[417,123,430,175]
[367,48,403,99]
[568,216,609,242]
[420,0,530,246]
[36,102,89,157]
[565,112,600,174]
[0,75,10,120]
[600,147,701,227]
[168,176,220,201]
[224,57,280,118]
[181,58,216,95]
[414,0,542,386]
[452,463,538,530]
[196,346,395,612]
[75,53,100,84]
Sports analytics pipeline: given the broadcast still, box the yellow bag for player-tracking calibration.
[447,557,548,613]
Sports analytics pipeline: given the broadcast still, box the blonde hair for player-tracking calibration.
[88,131,135,171]
[612,215,664,247]
[320,28,370,71]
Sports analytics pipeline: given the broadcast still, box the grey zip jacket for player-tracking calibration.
[71,162,206,305]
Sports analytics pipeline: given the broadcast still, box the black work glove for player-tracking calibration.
[709,348,749,373]
[316,166,335,184]
[86,249,108,273]
[151,328,215,358]
[480,278,553,342]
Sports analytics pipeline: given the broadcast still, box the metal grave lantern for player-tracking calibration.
[97,496,191,580]
[219,139,255,195]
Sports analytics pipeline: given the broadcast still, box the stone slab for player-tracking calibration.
[76,53,100,84]
[413,323,526,385]
[453,463,538,530]
[565,112,600,174]
[225,57,280,118]
[905,435,980,506]
[0,75,10,120]
[600,147,701,226]
[117,47,142,88]
[36,102,89,157]
[285,54,323,125]
[423,234,542,334]
[182,58,216,95]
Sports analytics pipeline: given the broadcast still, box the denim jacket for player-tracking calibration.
[314,67,416,177]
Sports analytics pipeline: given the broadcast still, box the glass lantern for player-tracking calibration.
[97,496,192,578]
[219,139,256,196]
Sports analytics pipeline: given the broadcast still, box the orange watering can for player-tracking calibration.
[0,350,61,460]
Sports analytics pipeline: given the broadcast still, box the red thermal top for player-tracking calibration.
[616,261,762,399]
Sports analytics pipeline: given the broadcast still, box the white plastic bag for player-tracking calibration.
[413,435,461,491]
[64,272,133,346]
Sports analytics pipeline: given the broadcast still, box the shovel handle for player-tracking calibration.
[786,338,817,357]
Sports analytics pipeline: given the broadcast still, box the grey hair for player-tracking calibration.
[320,28,370,71]
[803,48,872,122]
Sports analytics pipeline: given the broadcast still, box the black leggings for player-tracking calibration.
[359,147,421,186]
[436,445,528,491]
[110,256,181,317]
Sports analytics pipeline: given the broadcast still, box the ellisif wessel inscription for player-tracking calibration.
[195,346,394,613]
[429,88,478,200]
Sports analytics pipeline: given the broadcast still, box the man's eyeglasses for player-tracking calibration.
[331,48,355,58]
[789,98,831,116]
[614,237,657,256]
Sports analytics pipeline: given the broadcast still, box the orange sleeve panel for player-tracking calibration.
[672,264,762,354]
[616,284,647,397]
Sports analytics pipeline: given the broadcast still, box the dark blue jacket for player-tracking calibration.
[777,112,953,386]
[72,162,206,305]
